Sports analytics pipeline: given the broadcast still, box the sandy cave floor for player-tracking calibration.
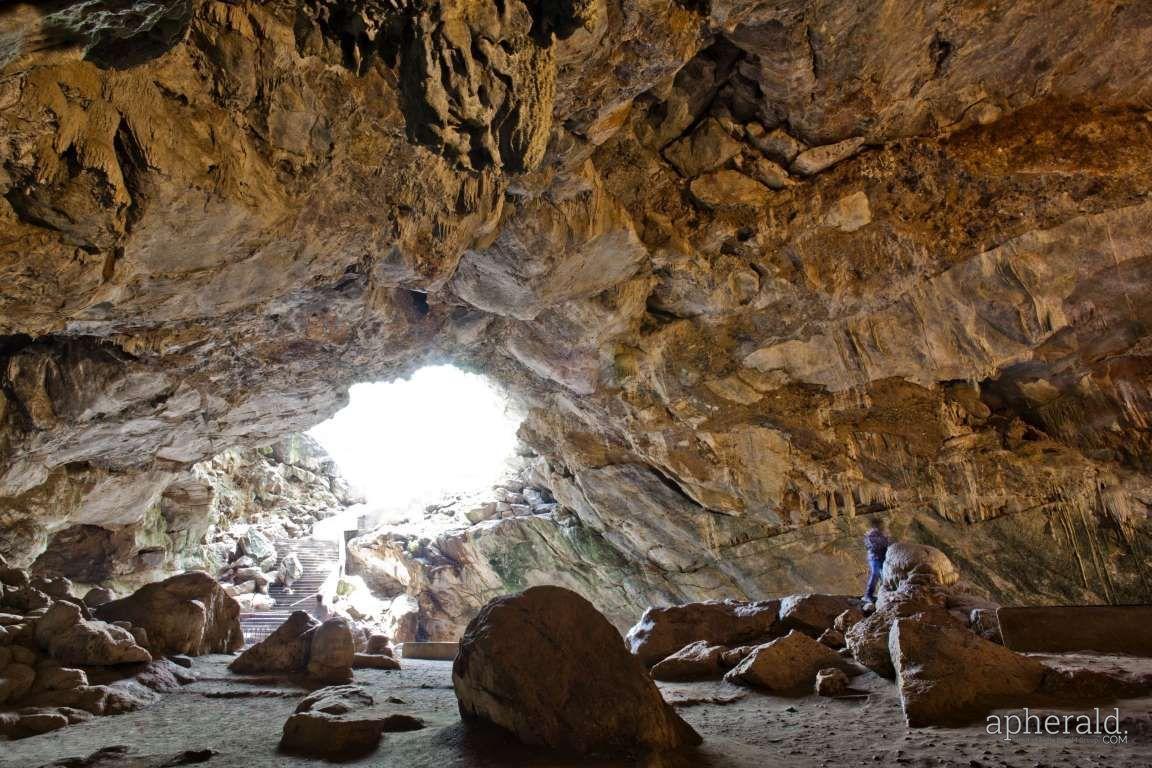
[1,656,1150,768]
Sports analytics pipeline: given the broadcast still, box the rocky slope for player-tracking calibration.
[17,432,358,592]
[2,1,1151,611]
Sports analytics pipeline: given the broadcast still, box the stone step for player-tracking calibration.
[238,536,341,647]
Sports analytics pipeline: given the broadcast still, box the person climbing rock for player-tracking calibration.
[279,551,304,595]
[863,522,889,603]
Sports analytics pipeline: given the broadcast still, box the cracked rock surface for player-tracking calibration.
[1,0,1151,613]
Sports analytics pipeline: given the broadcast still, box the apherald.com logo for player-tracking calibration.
[986,708,1129,743]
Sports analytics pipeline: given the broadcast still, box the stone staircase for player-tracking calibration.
[238,537,340,647]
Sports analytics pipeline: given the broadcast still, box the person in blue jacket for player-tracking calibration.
[863,522,890,602]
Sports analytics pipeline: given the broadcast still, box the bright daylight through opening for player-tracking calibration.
[307,365,522,530]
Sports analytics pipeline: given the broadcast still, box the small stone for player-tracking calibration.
[663,118,744,178]
[815,667,850,696]
[690,170,770,208]
[823,191,872,232]
[818,628,845,649]
[748,126,807,164]
[790,136,866,176]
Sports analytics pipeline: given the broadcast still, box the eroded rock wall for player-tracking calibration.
[2,1,1151,608]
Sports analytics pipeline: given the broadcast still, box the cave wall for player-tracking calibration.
[2,0,1151,606]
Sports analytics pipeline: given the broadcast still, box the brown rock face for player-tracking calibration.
[1,0,1152,625]
[94,572,242,656]
[452,586,701,754]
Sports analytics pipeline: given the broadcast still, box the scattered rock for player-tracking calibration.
[454,586,700,754]
[27,745,215,767]
[279,685,423,759]
[626,599,779,667]
[815,667,850,696]
[649,641,726,682]
[725,631,849,692]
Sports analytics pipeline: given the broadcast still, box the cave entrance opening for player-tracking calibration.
[307,365,523,537]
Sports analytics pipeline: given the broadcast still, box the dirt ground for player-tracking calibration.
[1,655,1149,768]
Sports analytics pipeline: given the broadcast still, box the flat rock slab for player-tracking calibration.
[998,606,1152,656]
[398,642,458,661]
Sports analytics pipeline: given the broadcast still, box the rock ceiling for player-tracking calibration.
[1,0,1151,603]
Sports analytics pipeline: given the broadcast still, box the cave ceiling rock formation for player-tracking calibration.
[0,0,1150,605]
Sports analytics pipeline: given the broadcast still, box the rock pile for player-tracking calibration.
[453,586,700,755]
[279,685,424,759]
[0,564,203,739]
[627,594,860,692]
[628,543,1152,726]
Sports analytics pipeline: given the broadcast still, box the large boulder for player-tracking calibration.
[880,543,960,592]
[307,618,356,683]
[649,641,726,682]
[625,600,780,667]
[845,586,954,677]
[890,613,1047,726]
[279,685,424,759]
[453,586,701,754]
[724,630,849,692]
[229,611,319,674]
[778,594,859,636]
[95,572,242,656]
[34,602,151,667]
